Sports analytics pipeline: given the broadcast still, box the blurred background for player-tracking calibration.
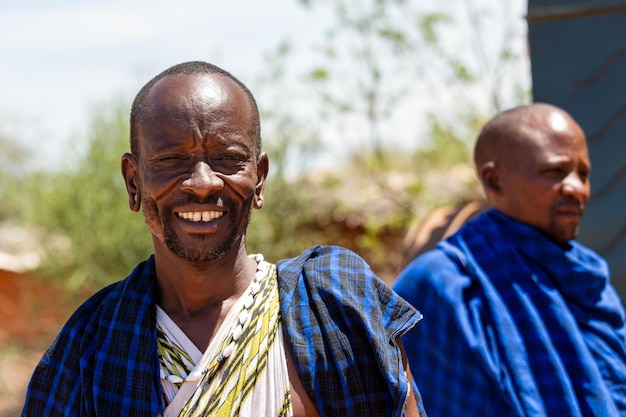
[0,0,553,414]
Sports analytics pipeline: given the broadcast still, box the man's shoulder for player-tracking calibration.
[277,245,374,282]
[276,245,389,302]
[401,245,461,279]
[63,258,155,332]
[277,244,366,265]
[62,279,128,333]
[393,240,476,306]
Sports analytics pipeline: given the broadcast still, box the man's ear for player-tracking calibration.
[121,153,141,212]
[479,161,502,195]
[253,152,269,209]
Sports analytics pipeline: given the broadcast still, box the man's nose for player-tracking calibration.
[561,171,588,198]
[181,161,223,197]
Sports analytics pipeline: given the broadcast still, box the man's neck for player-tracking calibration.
[152,245,257,350]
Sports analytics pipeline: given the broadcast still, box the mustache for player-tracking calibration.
[558,197,585,211]
[168,195,223,207]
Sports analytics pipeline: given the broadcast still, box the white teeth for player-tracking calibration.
[178,211,223,222]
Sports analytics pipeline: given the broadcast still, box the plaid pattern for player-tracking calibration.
[22,259,162,417]
[23,246,424,417]
[394,209,626,417]
[277,245,426,417]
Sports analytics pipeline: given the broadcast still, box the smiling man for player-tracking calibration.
[22,61,426,417]
[394,103,626,416]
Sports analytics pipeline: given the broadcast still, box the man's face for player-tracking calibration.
[128,73,267,263]
[495,111,591,243]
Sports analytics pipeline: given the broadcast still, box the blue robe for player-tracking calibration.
[394,209,626,416]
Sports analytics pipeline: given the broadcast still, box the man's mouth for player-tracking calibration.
[177,211,224,223]
[557,205,584,217]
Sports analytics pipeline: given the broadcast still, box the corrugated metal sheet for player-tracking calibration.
[528,0,626,297]
[528,0,626,21]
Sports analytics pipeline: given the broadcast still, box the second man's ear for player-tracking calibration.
[480,161,502,194]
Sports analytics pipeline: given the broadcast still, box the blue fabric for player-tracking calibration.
[22,259,162,417]
[23,246,424,417]
[394,209,626,417]
[278,245,425,417]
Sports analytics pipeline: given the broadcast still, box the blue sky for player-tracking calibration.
[0,0,327,166]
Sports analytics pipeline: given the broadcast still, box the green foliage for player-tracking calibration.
[248,44,326,259]
[246,112,324,259]
[247,176,320,259]
[0,133,31,222]
[0,0,530,290]
[414,114,472,172]
[296,0,529,180]
[419,12,451,46]
[17,100,152,291]
[247,0,528,276]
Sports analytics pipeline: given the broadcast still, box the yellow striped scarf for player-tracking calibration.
[158,257,292,417]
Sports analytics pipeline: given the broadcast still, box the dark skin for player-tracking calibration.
[475,103,591,244]
[121,72,419,416]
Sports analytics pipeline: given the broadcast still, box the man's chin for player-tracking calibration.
[166,244,225,263]
[549,226,578,245]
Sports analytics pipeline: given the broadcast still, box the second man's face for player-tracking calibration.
[498,112,591,244]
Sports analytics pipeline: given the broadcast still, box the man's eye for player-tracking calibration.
[545,167,566,176]
[217,154,245,161]
[579,171,590,182]
[157,155,185,163]
[215,155,247,164]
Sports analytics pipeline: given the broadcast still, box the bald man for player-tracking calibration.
[23,61,425,417]
[394,103,626,416]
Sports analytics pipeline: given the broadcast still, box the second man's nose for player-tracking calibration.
[560,171,589,200]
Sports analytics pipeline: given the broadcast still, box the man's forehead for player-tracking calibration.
[148,73,237,106]
[546,111,569,133]
[138,73,253,129]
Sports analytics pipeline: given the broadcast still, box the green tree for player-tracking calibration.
[5,0,531,288]
[0,132,31,222]
[19,100,152,291]
[249,0,530,277]
[295,0,529,167]
[247,41,327,260]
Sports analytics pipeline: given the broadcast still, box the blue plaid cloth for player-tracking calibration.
[394,209,626,417]
[22,259,162,416]
[278,245,426,417]
[23,246,424,416]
